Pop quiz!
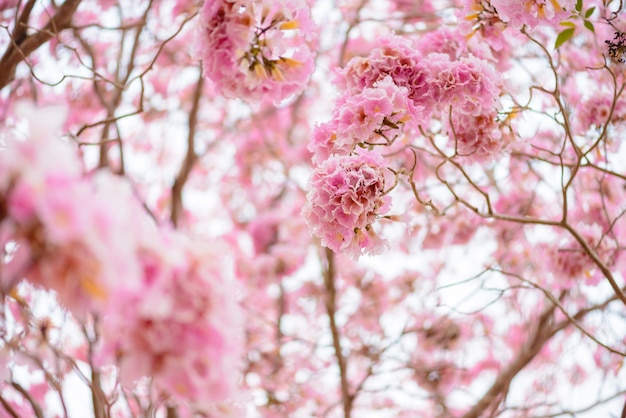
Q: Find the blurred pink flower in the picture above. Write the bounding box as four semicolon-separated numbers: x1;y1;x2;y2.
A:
198;0;315;104
491;0;575;30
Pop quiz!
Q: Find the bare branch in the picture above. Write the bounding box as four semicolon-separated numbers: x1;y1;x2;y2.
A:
322;247;353;418
0;0;83;89
171;68;204;228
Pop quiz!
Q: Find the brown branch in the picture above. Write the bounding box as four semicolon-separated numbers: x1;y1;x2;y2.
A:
166;406;179;418
541;389;626;417
11;381;44;418
463;277;625;418
0;0;82;89
421;129;626;307
12;0;37;45
494;268;626;356
337;0;370;67
322;247;353;418
462;303;558;418
0;393;21;418
97;0;152;171
81;322;107;418
170;69;204;227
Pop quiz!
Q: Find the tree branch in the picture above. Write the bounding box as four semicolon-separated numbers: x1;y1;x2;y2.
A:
322;247;353;418
171;68;204;227
0;0;82;89
462;303;558;418
11;381;44;418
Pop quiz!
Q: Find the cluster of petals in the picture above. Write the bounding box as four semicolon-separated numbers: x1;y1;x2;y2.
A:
547;223;618;287
335;36;435;112
334;35;504;162
574;92;626;134
457;2;510;53
429;53;505;161
0;115;242;407
491;0;575;30
309;76;418;164
198;0;315;104
336;35;502;119
428;53;502;117
306;35;505;256
0;130;138;315
303;150;390;258
445;111;508;161
100;231;242;409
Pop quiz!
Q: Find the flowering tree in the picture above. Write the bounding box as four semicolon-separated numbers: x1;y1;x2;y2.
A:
1;0;626;417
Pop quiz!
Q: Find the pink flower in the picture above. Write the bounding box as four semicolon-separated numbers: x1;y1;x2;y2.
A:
100;231;243;409
445;111;508;162
310;77;420;164
198;0;315;104
429;53;501;116
415;27;466;60
336;36;501;121
336;36;436;112
574;92;626;135
5;173;148;315
548;223;617;286
491;0;575;30
303;150;390;258
309;121;341;165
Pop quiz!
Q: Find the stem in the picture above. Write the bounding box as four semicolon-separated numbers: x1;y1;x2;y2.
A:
11;382;44;418
0;393;20;418
322;248;352;418
171;68;204;227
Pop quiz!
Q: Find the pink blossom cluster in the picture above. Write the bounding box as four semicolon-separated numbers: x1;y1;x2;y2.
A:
312;35;503;164
491;0;575;30
0;131;137;315
303;150;390;258
100;231;242;410
310;76;418;164
574;92;626;134
428;53;505;161
427;53;502;117
305;35;506;256
336;36;501;117
445;111;508;161
456;2;510;54
198;0;315;104
547;223;618;287
336;36;434;112
0;118;242;407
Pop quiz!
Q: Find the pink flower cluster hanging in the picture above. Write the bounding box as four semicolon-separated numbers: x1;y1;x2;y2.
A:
0;117;242;410
305;34;507;257
198;0;315;104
